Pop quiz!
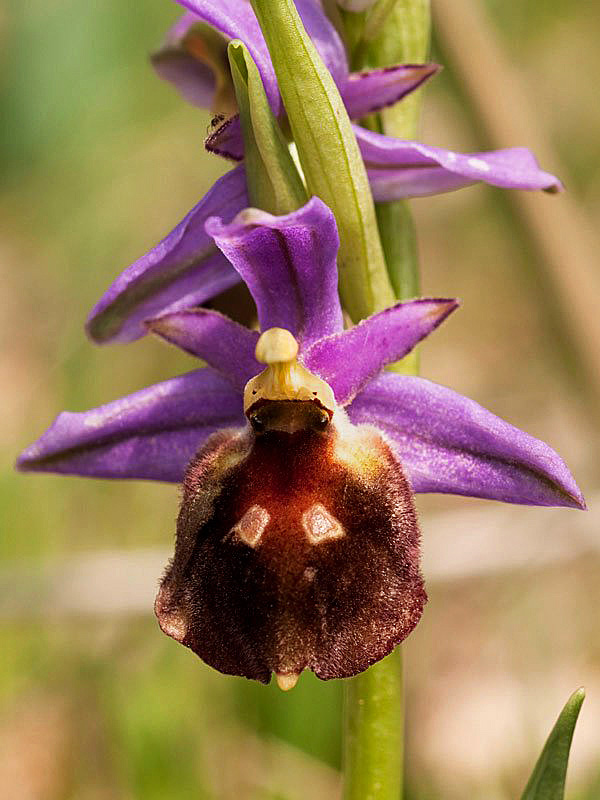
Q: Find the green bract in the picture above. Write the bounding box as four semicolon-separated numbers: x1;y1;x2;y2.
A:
228;40;307;215
249;0;395;321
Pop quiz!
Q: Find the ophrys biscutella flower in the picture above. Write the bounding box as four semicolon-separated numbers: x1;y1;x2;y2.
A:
86;0;562;346
18;198;584;687
155;0;562;197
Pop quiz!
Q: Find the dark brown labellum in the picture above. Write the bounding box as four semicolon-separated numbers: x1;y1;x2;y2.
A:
155;400;426;684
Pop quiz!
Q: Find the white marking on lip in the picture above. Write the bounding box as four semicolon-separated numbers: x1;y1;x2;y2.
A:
231;505;270;547
302;503;345;544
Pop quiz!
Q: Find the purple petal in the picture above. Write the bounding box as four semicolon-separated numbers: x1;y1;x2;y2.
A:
206;114;244;162
153;51;216;109
16;370;245;483
148;309;260;392
341;63;440;120
152;13;219;109
86;166;248;344
171;1;347;112
205;197;344;348
354;126;563;200
348;373;585;509
303;298;458;406
171;1;280;111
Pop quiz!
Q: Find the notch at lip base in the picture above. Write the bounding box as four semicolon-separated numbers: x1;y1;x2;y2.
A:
246;398;333;435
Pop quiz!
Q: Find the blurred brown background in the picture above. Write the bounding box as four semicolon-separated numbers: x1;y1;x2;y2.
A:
1;0;599;798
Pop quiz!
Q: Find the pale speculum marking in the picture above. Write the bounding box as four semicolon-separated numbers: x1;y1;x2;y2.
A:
231;505;270;547
302;503;345;544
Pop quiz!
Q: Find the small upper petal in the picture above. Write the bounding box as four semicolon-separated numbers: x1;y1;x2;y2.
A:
354;126;563;200
348;373;585;509
205;196;344;348
303;298;458;406
206;114;245;161
16;369;245;483
86;166;248;344
341;63;440;120
147;309;260;392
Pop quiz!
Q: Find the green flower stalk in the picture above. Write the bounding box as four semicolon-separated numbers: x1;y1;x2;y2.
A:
340;2;432;796
17;1;587;798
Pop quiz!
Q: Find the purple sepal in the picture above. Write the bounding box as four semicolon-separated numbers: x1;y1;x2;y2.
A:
169;1;280;112
304;299;458;406
348;373;585;509
16;369;245;483
148;309;260;393
172;0;347;113
152;49;216;110
355;126;563;200
86;166;248;344
206;197;344;348
341;63;440;120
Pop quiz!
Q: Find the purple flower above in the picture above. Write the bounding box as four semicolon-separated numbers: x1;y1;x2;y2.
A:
86;0;561;346
154;1;433;122
157;0;561;199
18;197;584;685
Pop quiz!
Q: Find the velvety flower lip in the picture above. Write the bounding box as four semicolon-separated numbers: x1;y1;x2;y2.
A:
19;196;584;511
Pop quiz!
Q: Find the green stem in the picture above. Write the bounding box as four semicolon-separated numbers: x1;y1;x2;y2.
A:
343;649;404;800
342;3;431;798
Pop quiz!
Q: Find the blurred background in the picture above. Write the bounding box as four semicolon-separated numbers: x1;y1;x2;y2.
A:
1;0;599;798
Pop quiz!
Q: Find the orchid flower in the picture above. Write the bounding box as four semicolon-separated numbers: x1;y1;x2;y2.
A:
85;0;562;346
18;198;584;687
155;0;562;198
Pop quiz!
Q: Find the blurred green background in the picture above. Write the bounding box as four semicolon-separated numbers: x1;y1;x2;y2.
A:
1;1;599;798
